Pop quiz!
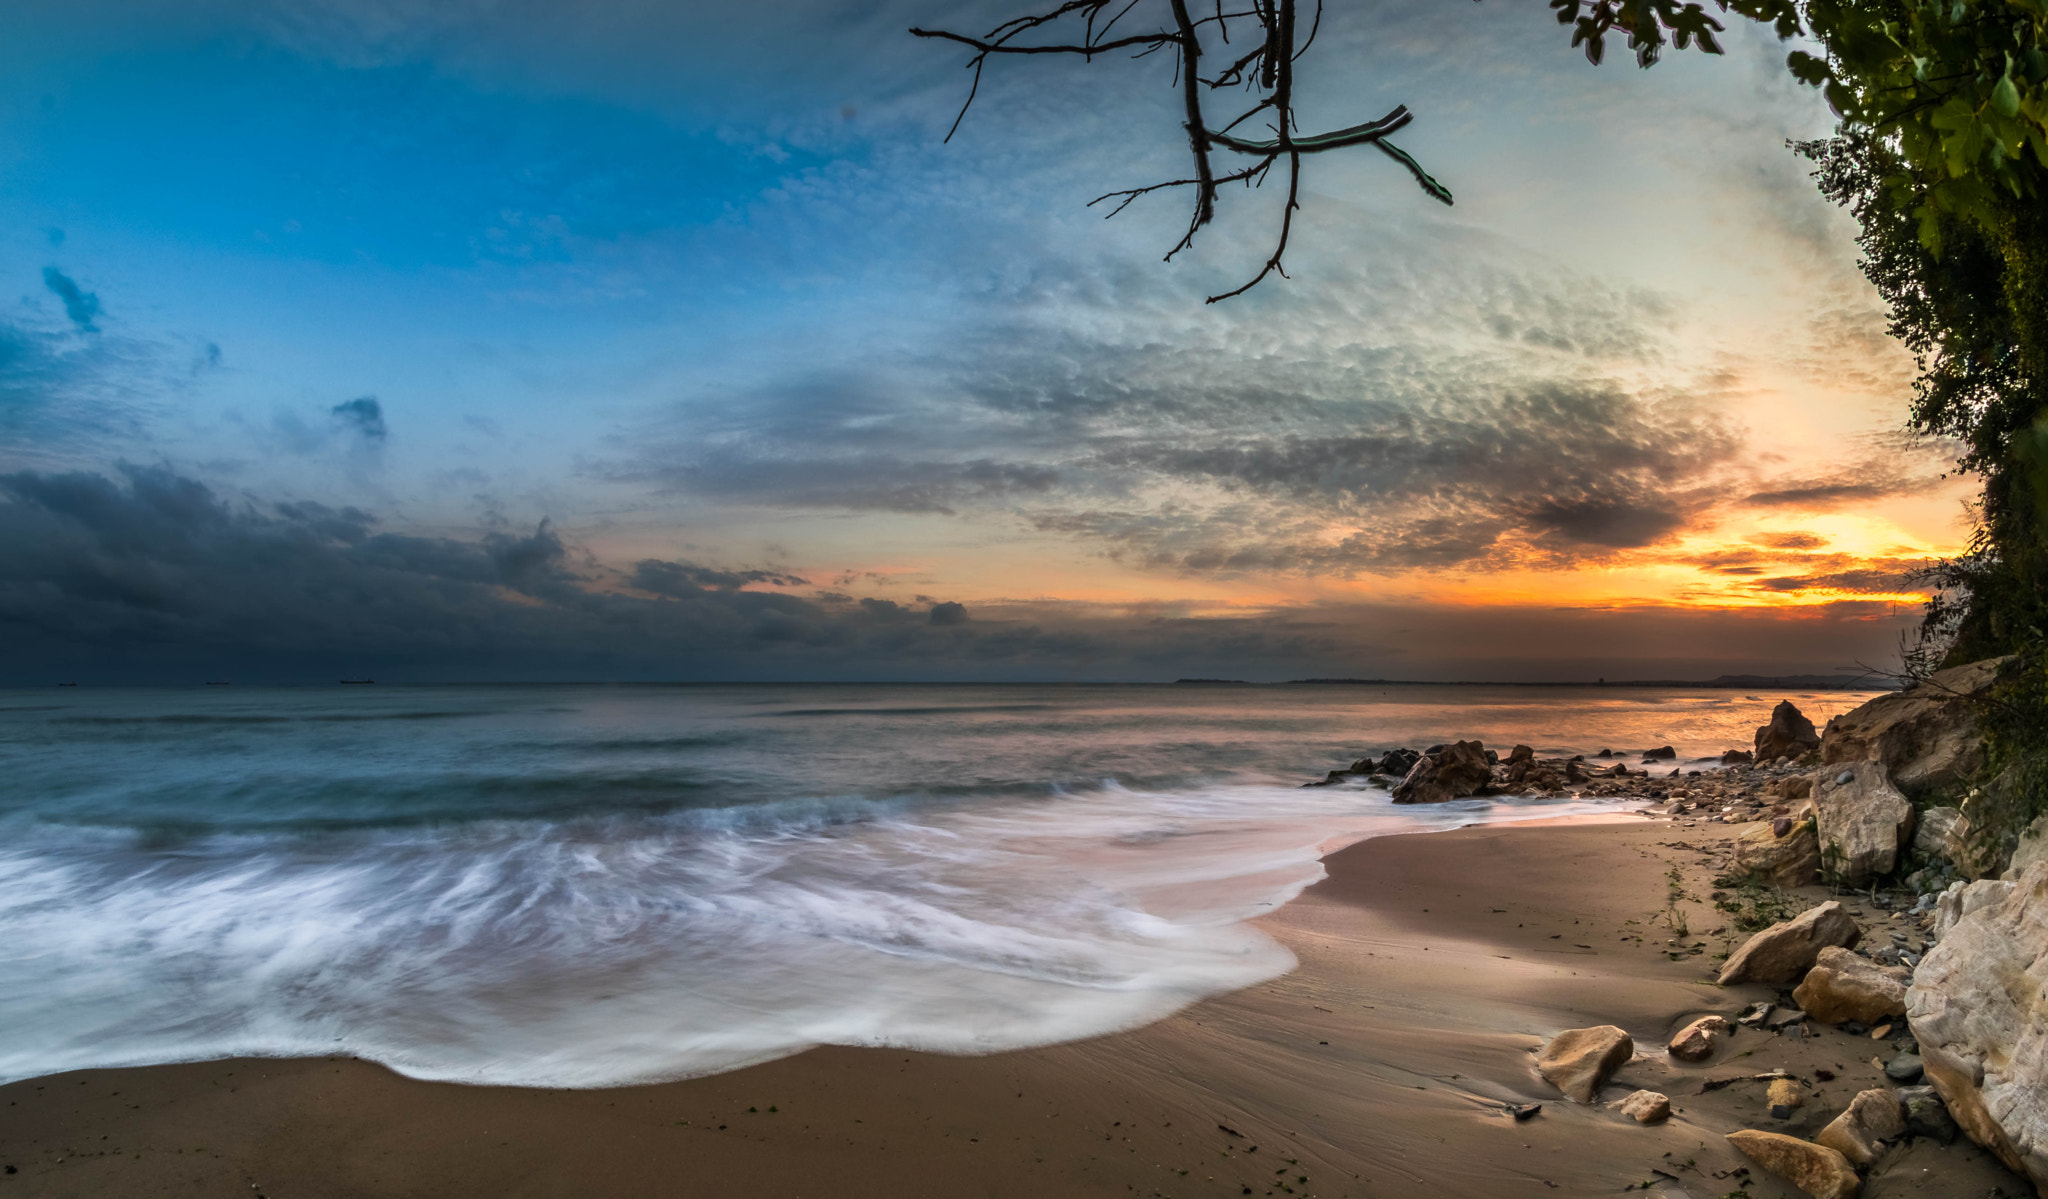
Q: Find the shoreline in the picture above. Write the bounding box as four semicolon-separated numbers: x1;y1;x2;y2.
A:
0;814;2024;1197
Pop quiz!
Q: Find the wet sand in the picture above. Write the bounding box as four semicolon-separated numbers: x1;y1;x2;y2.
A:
0;815;2023;1198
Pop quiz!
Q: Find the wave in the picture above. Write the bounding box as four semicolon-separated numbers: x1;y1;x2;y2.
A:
0;773;1623;1089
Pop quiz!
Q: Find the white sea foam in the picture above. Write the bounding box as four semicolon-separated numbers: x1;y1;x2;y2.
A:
0;780;1618;1088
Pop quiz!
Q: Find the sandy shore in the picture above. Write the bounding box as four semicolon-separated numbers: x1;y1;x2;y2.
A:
0;814;2026;1198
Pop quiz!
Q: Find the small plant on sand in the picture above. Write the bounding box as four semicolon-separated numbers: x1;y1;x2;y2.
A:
1659;864;1696;937
1709;878;1793;933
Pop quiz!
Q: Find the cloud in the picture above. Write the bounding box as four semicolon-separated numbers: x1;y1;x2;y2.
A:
631;559;809;594
329;396;388;441
41;268;101;332
0;465;1922;683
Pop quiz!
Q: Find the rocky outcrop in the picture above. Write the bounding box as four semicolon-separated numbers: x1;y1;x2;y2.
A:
1756;700;1822;765
1391;740;1492;804
1733;813;1821;888
1612;1089;1670;1123
1792;947;1907;1025
1816;1089;1906;1170
1718;900;1861;986
1820;657;2004;797
1726;1130;1861;1199
1537;1025;1633;1103
1813;762;1915;885
1907;858;2048;1193
1667;1014;1729;1061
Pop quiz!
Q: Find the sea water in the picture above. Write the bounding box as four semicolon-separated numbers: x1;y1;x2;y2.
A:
0;682;1879;1087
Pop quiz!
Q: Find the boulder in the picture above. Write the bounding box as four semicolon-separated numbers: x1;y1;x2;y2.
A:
1726;1130;1861;1199
1756;700;1822;765
1391;739;1492;804
1507;743;1534;765
1792;946;1908;1025
1723;748;1756;764
2005;813;2048;880
1914;806;1963;860
1536;1025;1633;1103
1770;774;1816;800
1643;745;1677;760
1612;1089;1670;1123
1769;1077;1808;1119
1733;815;1821;888
1907;858;2048;1193
1820;657;2004;797
1667;1014;1730;1062
1932;876;2014;937
1816;1088;1906;1169
1813;762;1915;885
1718;900;1862;986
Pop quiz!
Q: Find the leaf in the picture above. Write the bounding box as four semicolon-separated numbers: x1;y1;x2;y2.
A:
1993;73;2021;119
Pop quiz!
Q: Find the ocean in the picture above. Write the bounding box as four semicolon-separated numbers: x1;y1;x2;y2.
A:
0;682;1879;1088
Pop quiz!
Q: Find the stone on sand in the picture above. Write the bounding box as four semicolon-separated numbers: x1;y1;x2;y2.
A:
1536;1025;1633;1103
1769;1077;1807;1120
1896;1085;1959;1143
1792;946;1908;1025
1611;1090;1670;1123
1816;1088;1905;1169
1726;1130;1861;1199
1717;900;1861;986
1667;1015;1730;1062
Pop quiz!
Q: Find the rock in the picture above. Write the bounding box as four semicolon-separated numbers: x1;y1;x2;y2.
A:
1813;761;1915;885
1793;946;1909;1025
1770;774;1816;800
1816;1088;1906;1169
1932;876;2014;936
1507;743;1534;765
1725;1130;1861;1199
1734;815;1822;888
1756;700;1822;765
1612;1089;1671;1123
1510;1102;1542;1121
1668;1015;1730;1061
1723;749;1755;765
1819;657;2005;797
1391;739;1493;804
1896;1085;1959;1143
2005;813;2048;880
1536;1025;1633;1103
1914;806;1963;861
1644;745;1677;760
1883;1053;1924;1084
1737;1001;1775;1027
1718;900;1862;986
1769;1077;1808;1119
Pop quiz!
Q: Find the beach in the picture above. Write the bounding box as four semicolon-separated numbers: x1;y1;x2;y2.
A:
2;812;2022;1198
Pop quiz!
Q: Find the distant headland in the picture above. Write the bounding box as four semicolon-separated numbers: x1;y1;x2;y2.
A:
1175;674;1898;690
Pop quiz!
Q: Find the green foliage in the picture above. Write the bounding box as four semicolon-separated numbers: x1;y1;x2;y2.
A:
1560;0;2048;246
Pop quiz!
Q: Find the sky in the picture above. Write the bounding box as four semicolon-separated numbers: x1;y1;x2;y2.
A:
0;0;1972;683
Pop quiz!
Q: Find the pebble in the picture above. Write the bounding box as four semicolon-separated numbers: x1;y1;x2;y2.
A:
1884;1053;1924;1084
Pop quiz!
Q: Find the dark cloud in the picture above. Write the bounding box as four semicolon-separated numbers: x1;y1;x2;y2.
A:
0;465;1921;684
631;559;809;594
41;268;101;332
330;396;388;441
1748;531;1829;549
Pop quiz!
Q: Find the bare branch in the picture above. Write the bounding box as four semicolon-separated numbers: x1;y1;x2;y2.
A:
911;0;1456;300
